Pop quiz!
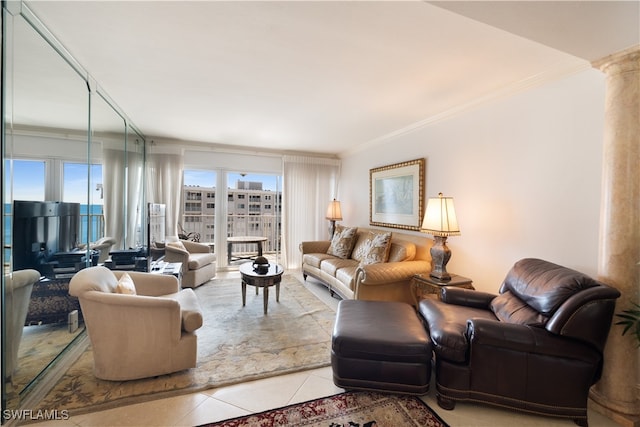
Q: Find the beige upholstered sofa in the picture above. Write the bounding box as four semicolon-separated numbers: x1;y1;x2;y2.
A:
69;266;203;381
301;226;431;305
164;240;216;288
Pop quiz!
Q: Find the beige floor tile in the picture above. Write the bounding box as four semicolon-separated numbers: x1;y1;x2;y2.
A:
72;393;209;427
175;396;251;427
289;373;344;405
209;371;311;413
306;365;335;381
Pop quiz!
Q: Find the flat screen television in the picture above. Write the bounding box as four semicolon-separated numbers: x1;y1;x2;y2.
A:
12;200;81;276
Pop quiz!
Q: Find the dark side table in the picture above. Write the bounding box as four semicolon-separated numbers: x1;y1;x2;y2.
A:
412;273;474;301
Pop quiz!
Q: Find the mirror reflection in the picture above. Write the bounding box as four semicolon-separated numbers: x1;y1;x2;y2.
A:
3;3;146;410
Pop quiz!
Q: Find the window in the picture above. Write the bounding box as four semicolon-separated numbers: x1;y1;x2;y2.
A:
63;162;104;243
7;159;46;201
183;170;216;243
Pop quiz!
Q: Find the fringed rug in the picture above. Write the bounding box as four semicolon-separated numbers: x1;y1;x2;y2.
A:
199;391;449;427
35;274;336;415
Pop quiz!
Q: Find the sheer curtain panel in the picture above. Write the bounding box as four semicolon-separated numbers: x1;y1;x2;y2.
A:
146;149;184;239
282;155;341;269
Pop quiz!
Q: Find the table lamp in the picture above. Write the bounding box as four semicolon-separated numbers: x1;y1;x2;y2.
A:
421;193;460;281
326;199;343;239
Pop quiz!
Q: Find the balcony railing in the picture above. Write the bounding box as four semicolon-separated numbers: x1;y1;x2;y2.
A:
182;213;281;256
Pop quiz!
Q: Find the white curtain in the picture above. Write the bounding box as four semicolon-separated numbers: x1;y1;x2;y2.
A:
102;147;126;250
102;145;145;250
282;155;341;269
146;150;184;239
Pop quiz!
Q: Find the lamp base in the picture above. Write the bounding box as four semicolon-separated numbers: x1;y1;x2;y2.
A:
429;236;452;281
328;220;337;239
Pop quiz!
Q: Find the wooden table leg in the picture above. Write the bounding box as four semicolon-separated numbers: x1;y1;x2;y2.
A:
257;241;263;257
263;285;269;314
241;280;247;307
276;282;280;302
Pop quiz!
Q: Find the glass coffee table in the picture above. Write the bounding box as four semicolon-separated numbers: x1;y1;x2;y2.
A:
238;263;283;314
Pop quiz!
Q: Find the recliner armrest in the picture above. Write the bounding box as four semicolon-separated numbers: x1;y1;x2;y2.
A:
441;287;496;308
467;318;598;360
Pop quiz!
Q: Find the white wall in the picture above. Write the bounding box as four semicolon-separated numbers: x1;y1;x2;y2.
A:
340;69;606;292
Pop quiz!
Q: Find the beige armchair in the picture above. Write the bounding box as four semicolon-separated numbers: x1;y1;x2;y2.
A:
69;266;203;381
164;240;216;288
90;236;116;264
4;269;41;380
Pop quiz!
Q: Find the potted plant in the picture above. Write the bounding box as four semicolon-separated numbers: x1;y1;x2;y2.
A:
616;301;640;347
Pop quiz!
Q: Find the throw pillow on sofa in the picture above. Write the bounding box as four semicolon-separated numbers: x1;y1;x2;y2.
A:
327;225;358;259
360;232;392;265
115;272;136;295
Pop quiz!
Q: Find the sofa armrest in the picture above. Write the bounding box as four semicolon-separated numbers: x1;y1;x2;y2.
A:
441;287;496;309
164;245;190;265
300;240;331;255
356;260;430;285
182;240;211;254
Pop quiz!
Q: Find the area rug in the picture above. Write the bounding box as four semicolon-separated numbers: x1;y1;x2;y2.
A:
34;274;336;415
199;391;449;427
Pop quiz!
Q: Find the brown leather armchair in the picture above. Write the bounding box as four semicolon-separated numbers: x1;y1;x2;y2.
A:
418;258;620;427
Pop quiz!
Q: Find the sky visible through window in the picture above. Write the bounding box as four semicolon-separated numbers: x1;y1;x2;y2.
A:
7;161;280;205
184;170;280;192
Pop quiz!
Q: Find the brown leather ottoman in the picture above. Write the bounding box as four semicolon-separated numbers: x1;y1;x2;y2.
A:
331;299;432;394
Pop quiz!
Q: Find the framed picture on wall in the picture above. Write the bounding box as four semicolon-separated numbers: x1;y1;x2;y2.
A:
369;158;425;231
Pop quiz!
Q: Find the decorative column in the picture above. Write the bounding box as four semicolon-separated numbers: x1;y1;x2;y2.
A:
591;46;640;427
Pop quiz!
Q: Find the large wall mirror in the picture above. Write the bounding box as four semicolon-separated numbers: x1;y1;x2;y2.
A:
2;2;147;413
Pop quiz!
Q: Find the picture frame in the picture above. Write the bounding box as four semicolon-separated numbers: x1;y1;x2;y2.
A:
369;158;425;231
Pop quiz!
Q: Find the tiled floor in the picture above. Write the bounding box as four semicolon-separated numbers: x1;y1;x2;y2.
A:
25;365;620;427
25;270;621;427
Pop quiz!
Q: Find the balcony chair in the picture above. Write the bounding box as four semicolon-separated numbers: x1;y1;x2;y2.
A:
418;258;620;426
69;266;203;381
4;269;41;381
164;239;216;288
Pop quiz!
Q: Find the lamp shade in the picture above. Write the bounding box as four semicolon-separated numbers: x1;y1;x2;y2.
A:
326;199;343;221
421;193;460;237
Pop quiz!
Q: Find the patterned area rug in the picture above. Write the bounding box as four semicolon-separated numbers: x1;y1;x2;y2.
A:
200;391;449;427
35;274;336;415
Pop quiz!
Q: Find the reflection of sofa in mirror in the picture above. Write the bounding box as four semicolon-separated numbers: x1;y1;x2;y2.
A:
164;240;216;288
69;266;203;380
4;269;41;380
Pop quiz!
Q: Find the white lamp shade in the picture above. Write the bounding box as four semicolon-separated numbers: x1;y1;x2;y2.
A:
421;194;460;237
326;200;343;221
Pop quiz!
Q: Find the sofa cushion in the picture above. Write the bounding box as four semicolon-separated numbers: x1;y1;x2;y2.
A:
303;253;334;269
327;225;358;259
335;266;358;291
500;258;600;316
321;258;359;277
360;232;392;265
387;240;416;262
490;291;549;326
351;232;374;262
115;272;136;295
187;252;217;270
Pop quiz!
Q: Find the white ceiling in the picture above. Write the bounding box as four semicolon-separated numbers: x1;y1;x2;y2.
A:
18;1;640;156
